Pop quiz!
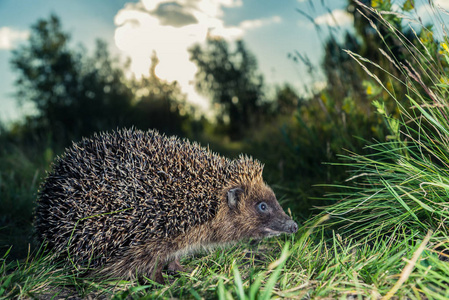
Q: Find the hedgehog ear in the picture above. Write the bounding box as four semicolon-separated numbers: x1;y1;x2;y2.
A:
227;188;243;209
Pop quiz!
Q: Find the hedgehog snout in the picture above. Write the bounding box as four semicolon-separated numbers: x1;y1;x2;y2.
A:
263;215;298;235
285;220;298;234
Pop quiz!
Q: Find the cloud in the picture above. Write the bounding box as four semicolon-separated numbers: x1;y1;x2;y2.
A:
314;9;354;27
0;27;29;50
434;0;449;10
240;15;281;30
411;0;449;35
153;2;198;27
416;0;449;19
114;0;277;108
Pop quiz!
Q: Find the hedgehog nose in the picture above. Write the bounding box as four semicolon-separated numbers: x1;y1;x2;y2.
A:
286;220;298;234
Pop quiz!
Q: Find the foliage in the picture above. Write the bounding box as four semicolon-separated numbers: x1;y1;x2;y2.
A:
0;126;53;260
315;1;449;241
189;38;269;140
2;216;449;299
10;15;193;146
243;0;429;211
129;52;196;137
11;16;132;143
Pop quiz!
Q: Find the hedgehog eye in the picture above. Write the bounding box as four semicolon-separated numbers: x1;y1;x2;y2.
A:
257;202;268;213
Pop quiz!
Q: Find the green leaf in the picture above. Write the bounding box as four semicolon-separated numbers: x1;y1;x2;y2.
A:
189;288;202;300
217;278;227;300
0;275;13;296
408;96;449;138
260;242;290;300
382;179;422;225
233;264;246;300
402;0;415;11
248;272;265;300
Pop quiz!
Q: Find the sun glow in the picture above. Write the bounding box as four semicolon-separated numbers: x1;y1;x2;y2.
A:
114;0;282;109
114;0;244;108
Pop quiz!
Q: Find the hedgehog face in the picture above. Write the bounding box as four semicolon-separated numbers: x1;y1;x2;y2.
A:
226;184;298;239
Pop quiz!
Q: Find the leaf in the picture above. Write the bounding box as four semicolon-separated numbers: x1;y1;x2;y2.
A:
408;96;449;138
260;242;290;300
233;264;246;300
372;0;384;8
248;272;265;300
217;279;226;300
402;0;415;12
0;275;13;296
382;179;422;225
189;288;202;300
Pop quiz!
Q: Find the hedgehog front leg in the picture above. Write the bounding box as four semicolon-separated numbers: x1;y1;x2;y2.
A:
100;243;171;284
140;249;170;284
142;241;181;284
125;255;166;284
167;258;186;272
151;260;165;284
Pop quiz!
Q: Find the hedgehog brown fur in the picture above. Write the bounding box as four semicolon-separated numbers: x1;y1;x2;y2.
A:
35;128;298;283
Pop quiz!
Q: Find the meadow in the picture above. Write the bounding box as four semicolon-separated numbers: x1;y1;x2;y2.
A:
2;1;449;298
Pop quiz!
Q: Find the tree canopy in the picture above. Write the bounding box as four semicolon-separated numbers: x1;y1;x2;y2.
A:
10;15;192;144
189;38;269;139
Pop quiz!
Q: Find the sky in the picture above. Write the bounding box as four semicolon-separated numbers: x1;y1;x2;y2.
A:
0;0;447;124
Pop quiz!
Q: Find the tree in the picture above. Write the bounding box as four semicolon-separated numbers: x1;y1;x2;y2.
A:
265;0;426;204
130;52;194;136
189;38;267;139
10;15;200;145
274;84;302;115
11;15;134;143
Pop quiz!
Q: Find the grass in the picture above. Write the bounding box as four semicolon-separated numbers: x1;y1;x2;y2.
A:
314;1;449;239
3;1;449;299
1;218;448;299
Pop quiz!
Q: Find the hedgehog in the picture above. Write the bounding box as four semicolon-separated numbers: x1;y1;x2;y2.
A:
35;128;298;283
